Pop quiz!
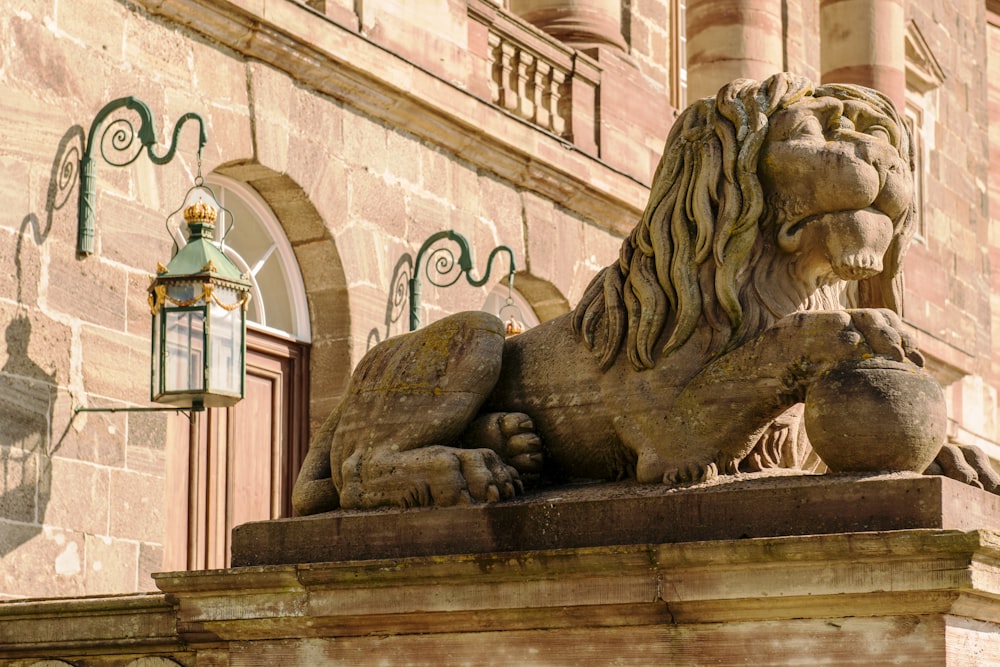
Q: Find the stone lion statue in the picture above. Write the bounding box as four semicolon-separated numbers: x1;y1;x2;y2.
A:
293;73;999;514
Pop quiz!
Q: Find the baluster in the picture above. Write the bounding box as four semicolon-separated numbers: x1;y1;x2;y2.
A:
533;60;551;129
499;40;518;111
515;50;535;119
487;32;502;105
548;68;567;136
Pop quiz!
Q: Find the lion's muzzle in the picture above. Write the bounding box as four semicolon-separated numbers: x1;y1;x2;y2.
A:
817;208;894;281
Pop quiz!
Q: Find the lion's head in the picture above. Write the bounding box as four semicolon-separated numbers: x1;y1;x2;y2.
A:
572;73;915;371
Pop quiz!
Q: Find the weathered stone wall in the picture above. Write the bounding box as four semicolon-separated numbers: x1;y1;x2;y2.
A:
0;0;185;598
986;4;1000;452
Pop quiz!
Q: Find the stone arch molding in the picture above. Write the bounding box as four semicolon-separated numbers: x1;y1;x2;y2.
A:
480;271;571;329
213;160;352;408
511;271;571;323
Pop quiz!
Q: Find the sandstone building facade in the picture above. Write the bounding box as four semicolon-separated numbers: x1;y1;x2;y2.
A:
0;0;999;600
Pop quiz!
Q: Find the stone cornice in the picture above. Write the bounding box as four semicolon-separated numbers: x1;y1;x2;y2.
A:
133;0;649;236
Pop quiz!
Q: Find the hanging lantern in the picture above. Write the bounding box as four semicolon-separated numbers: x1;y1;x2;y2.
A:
148;185;251;410
504;314;525;337
499;277;526;338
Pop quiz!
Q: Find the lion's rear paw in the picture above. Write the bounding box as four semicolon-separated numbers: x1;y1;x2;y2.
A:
340;445;523;509
456;448;523;503
663;460;719;487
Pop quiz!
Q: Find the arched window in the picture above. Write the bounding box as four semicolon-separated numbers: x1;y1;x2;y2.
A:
171;175;311;341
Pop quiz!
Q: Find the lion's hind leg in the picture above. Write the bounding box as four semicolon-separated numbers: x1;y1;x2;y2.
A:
331;312;517;510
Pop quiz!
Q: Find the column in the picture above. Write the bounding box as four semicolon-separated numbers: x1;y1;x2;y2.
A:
820;0;905;110
686;0;784;101
509;0;627;51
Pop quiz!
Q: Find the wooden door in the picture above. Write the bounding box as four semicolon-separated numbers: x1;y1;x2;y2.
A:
165;328;309;570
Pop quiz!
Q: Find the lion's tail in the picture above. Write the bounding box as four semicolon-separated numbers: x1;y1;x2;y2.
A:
290;400;345;515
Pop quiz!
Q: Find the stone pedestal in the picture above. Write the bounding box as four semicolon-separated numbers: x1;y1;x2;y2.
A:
3;474;1000;665
231;472;1000;564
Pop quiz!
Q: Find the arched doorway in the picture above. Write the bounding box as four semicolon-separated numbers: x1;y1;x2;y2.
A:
164;175;312;571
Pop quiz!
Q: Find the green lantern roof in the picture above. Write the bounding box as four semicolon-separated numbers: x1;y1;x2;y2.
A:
155;197;250;290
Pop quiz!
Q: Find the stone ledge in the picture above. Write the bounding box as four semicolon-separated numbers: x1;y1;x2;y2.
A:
0;593;180;657
231;472;1000;566
133;0;650;236
154;528;1000;649
4;526;1000;664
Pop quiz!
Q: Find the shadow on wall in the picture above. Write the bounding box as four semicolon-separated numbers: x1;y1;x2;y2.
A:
0;317;57;556
366;253;413;351
0;125;82;557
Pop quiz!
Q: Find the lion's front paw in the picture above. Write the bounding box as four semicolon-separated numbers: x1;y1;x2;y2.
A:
927;443;1000;494
773;309;924;371
662;460;719;487
847;308;924;366
462;411;544;482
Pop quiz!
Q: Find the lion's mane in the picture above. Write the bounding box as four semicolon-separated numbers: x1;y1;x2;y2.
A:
572;73;914;371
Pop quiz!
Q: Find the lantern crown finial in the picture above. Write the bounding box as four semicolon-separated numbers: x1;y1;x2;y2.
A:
146;184;251;410
183;197;218;225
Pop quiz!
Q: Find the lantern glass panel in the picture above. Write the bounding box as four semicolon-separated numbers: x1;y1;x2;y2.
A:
208;286;243;395
151;308;161;398
165;308;205;392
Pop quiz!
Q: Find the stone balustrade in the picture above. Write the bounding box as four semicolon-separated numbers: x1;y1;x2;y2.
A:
468;0;603;155
489;30;569;136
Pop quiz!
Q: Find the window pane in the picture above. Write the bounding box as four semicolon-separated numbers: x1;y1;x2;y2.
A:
165;310;204;392
151;310;161;397
206;176;311;341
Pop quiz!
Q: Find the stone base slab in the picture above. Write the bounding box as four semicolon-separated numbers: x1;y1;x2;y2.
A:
232;472;1000;565
4;475;1000;665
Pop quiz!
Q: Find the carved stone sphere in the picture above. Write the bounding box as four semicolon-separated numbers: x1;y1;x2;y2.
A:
804;360;946;474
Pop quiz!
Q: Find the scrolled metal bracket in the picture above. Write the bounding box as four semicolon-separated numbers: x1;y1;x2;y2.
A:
408;230;516;331
76;96;208;256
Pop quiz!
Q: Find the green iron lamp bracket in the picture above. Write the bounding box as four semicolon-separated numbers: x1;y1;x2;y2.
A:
74;403;205;421
73;97;214;418
76;96;208;256
409;230;516;331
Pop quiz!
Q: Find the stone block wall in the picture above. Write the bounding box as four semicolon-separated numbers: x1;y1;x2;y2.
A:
987;3;1000;448
903;1;998;460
